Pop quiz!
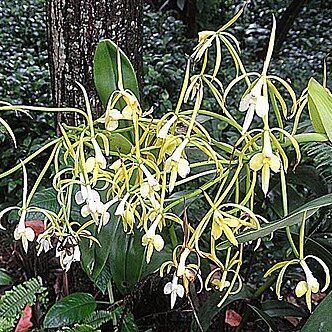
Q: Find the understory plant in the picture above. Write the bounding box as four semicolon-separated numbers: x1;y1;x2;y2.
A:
1;5;332;329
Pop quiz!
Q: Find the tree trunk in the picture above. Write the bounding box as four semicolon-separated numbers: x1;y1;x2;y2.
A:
47;0;143;126
274;0;308;55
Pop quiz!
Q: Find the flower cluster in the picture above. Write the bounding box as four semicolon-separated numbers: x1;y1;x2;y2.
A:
0;6;329;314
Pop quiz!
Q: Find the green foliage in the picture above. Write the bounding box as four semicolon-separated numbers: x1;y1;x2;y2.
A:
0;276;45;318
308;78;332;141
83;310;113;329
301;290;332;331
0;317;16;332
217;194;332;250
0;0;54;213
143;8;191;115
0;0;50;105
303;142;332;184
43;293;97;329
94;40;140;107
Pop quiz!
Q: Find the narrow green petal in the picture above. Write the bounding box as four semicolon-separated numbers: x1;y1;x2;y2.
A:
222;224;238;247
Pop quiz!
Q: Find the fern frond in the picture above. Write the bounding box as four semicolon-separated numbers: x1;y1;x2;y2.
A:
303;142;332;184
59;324;99;332
0;276;45;318
83;310;113;328
0;316;16;332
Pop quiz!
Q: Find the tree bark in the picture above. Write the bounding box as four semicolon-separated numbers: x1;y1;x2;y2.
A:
274;0;308;55
47;0;143;126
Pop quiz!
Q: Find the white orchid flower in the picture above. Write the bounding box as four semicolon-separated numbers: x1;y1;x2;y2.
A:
165;139;190;193
86;138;107;173
177;248;191;277
109;159;122;171
142;215;164;263
105;108;123;131
14;209;35;253
0;164;35;253
115;192;130;216
140;164;160;190
140;164;160;207
164;273;185;309
265;254;330;312
295;258;329;312
75;175;101;215
121;90;140;118
239;79;269;134
56;236;81;272
36;230;53;256
157;115;177;139
249;132;281;195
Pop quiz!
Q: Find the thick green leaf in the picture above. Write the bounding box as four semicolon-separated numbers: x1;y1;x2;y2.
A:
8;187;60;221
94;39;139;107
301;290;332;332
248;304;278;332
191;285;253;332
80;203;119;283
216;193;332;250
262;300;306;318
43;292;97;329
308;78;332;141
107;132;133;154
0;269;12;286
92;263;112;294
107;217;145;295
141;244;172;279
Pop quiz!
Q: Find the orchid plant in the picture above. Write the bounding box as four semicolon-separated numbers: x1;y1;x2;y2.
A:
0;6;331;315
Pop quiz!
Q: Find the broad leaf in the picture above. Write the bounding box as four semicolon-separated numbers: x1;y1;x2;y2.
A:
248;304;277;332
301;290;332;332
92;263;112;294
262;300;306;318
216;193;332;250
80;203;119;283
107;217;146;295
43;292;96;329
107;132;133;155
308;78;332;142
8;187;60;221
94;39;139;108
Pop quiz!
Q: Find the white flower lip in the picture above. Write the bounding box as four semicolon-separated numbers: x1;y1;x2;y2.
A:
164;274;185;309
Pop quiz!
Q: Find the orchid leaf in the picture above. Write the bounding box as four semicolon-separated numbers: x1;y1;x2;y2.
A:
216;193;332;250
308;78;332;141
94;39;139;107
301;290;332;331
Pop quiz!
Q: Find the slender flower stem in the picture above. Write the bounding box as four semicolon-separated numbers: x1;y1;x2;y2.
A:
280;166;299;257
299;211;307;260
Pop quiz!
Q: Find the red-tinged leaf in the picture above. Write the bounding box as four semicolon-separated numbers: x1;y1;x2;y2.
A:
225;309;242;327
15;304;33;332
25;220;45;236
